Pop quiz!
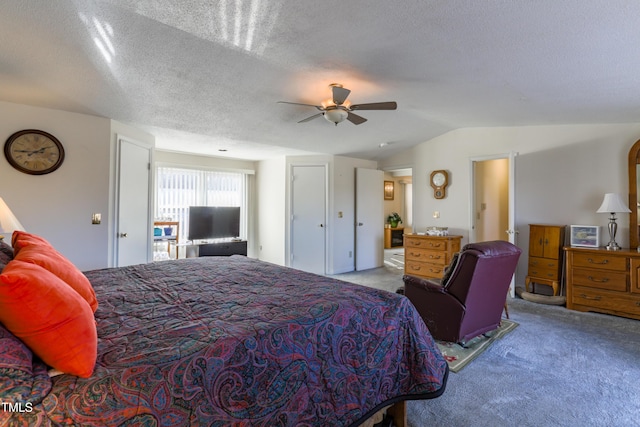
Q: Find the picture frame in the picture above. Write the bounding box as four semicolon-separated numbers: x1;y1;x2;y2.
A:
384;180;394;200
570;225;600;248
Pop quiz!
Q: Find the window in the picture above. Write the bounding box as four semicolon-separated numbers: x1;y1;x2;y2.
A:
156;166;248;241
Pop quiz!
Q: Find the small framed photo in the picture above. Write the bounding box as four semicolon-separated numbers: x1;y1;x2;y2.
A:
384;181;394;200
570;225;600;248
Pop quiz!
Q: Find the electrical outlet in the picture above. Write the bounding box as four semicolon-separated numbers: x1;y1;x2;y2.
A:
92;213;101;224
433;211;440;218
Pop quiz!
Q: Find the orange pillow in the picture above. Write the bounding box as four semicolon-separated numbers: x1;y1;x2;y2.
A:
0;260;97;378
11;231;52;255
11;232;98;312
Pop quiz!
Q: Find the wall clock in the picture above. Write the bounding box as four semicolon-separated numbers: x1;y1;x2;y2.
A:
4;129;65;175
430;170;449;199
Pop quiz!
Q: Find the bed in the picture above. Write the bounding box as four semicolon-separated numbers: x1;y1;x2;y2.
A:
0;233;448;426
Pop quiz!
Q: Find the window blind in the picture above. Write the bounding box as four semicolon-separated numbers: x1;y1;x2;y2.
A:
156;167;247;241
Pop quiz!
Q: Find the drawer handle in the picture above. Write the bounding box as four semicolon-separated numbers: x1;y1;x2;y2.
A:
579;294;602;301
429;255;441;259
410;265;421;270
587;276;609;283
587;258;609;265
429;243;442;248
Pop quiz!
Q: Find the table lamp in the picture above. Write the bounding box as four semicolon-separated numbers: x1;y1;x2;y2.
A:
0;197;25;243
597;193;631;251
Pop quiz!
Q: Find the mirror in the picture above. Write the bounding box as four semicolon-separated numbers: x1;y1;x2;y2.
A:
628;139;640;248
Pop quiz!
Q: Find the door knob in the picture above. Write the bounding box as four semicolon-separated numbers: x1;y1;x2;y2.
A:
319;224;324;227
358;222;364;226
119;232;128;238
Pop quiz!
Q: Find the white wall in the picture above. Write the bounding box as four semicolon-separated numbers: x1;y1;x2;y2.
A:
256;155;377;274
380;123;640;286
0;101;156;270
0;101;113;270
256;157;287;265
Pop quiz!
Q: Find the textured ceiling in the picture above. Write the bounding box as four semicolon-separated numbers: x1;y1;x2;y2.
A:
2;1;640;161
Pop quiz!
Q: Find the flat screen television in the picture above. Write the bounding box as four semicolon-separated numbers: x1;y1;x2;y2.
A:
188;206;241;240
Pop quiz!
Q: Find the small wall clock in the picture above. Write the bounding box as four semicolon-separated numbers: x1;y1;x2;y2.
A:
4;129;65;175
430;170;449;199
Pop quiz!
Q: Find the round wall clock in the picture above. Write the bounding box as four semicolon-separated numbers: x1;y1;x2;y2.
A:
430;169;449;199
4;129;65;175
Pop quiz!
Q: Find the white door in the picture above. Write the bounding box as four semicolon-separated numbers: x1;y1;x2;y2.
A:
291;165;326;274
116;137;152;267
355;168;384;270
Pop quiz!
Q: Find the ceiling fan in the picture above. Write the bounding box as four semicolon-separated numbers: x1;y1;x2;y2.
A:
278;83;397;126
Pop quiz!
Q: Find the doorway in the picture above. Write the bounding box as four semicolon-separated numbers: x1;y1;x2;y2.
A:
470;153;516;245
382;167;413;270
470;152;517;296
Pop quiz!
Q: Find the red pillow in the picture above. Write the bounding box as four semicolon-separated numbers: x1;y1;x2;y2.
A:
11;231;98;312
0;260;97;378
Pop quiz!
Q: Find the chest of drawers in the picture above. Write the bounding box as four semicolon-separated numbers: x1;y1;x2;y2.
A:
404;234;462;280
565;247;640;321
525;224;566;296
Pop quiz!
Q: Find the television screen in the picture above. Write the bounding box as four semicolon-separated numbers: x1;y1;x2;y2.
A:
188;206;240;240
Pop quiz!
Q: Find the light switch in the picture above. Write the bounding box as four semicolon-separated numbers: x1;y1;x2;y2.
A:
92;213;101;224
433;211;440;218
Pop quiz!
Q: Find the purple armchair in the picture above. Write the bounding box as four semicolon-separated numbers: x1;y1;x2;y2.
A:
403;240;521;344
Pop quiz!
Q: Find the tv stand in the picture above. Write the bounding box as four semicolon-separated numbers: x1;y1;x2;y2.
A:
189;240;247;257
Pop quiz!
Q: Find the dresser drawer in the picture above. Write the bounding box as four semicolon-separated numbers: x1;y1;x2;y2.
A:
571;268;627;292
405;248;448;266
405;237;450;252
571;252;627;271
528;256;558;270
572;286;640;316
405;260;445;278
527;266;559;281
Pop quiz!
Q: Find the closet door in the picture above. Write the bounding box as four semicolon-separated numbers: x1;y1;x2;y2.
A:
115;137;152;267
290;165;327;275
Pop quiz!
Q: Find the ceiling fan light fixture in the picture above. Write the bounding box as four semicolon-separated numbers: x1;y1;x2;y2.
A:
323;108;348;125
321;99;336;108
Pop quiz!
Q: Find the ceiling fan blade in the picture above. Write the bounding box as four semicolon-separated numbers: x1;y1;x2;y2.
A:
347;112;367;125
332;86;351;105
350;101;397;111
298;113;324;123
278;101;323;111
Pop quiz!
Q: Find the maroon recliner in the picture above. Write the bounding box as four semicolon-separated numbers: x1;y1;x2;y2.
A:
403;240;521;344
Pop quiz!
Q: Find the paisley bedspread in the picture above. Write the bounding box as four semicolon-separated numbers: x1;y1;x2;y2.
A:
4;256;447;426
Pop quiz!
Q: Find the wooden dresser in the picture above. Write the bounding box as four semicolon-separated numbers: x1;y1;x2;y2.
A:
565;246;640;321
404;234;462;280
525;224;566;296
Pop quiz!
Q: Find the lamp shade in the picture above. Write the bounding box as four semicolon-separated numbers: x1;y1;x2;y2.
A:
596;193;631;214
0;197;25;237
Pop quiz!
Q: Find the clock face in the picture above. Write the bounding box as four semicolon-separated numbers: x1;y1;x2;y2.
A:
4;130;65;175
432;172;446;187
